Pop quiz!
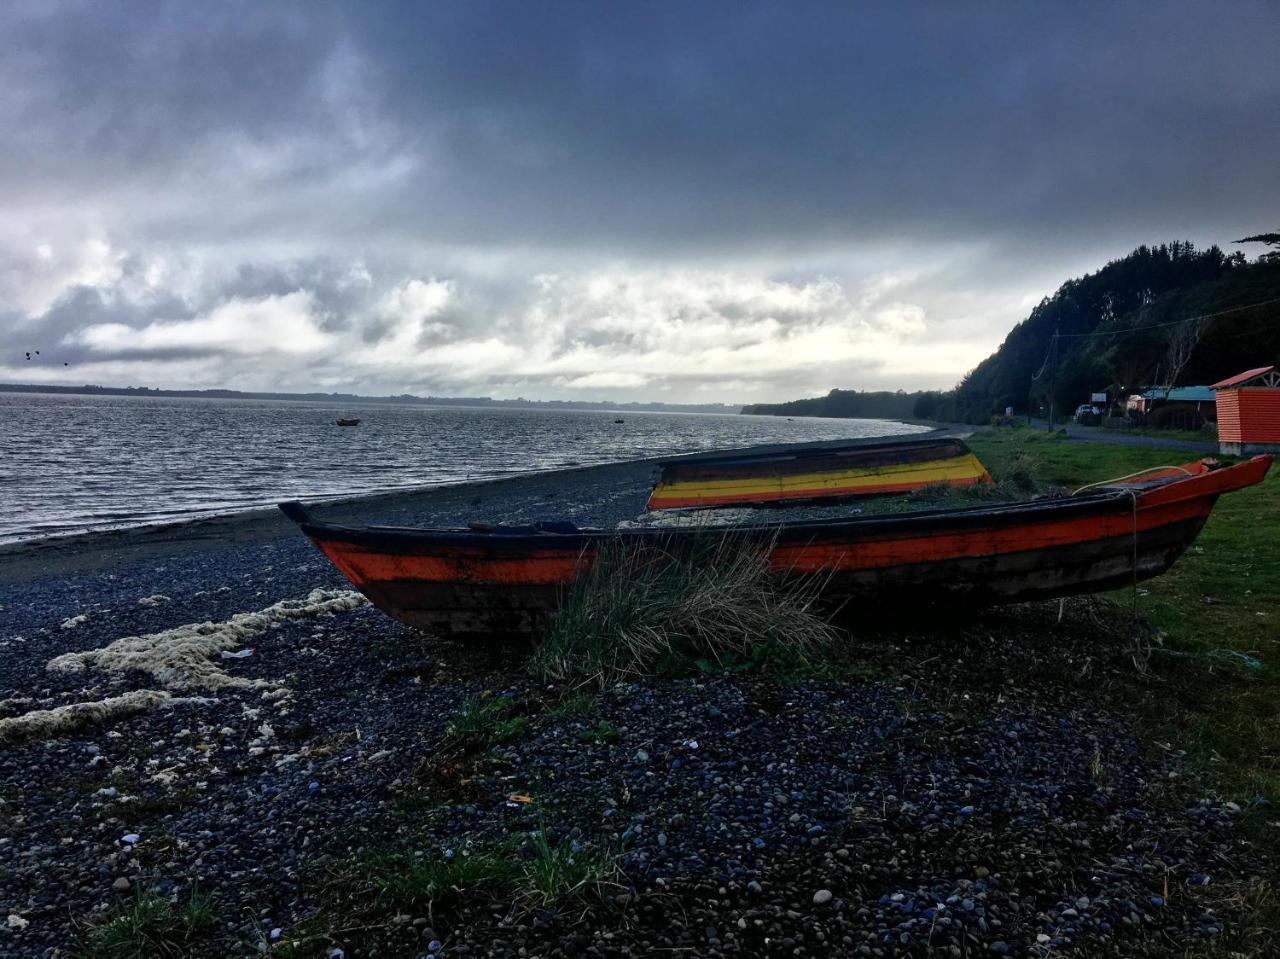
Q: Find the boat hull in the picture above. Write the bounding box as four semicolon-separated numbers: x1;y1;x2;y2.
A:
281;455;1270;640
647;436;991;510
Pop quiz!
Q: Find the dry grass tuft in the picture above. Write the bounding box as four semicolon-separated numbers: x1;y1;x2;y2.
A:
532;534;840;688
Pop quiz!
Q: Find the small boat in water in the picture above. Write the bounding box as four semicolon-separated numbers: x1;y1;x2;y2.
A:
280;455;1270;641
647;435;990;510
335;418;361;427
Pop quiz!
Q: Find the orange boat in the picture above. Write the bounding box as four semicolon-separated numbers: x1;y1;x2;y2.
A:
280;455;1270;641
646;436;990;510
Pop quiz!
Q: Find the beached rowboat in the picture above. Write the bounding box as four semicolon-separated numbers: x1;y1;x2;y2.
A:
280;455;1270;641
646;436;990;510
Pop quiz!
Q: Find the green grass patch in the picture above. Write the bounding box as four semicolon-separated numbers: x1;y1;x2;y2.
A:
547;690;597;719
361;829;616;911
446;698;529;747
365;845;523;910
521;827;615;903
577;719;621;744
968;425;1200;490
78;890;218;959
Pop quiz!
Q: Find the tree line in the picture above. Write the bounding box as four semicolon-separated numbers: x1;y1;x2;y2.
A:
742;388;925;420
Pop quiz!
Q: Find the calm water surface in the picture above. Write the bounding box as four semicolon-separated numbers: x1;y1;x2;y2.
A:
1;393;926;543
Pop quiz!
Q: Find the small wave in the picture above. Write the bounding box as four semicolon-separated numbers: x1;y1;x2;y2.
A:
1;395;926;543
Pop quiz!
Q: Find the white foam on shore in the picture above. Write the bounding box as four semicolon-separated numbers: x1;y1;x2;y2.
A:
1;589;367;746
0;690;211;745
46;588;367;692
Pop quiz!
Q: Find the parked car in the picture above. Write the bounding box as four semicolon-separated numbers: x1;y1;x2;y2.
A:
1073;404;1104;424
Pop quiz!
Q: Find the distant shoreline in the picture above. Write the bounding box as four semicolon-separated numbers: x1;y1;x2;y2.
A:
0;382;741;416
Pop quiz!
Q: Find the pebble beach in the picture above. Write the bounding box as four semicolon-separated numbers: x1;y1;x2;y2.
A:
0;455;1271;957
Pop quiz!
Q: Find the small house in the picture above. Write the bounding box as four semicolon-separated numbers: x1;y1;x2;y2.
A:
1124;386;1215;421
1212;366;1280;455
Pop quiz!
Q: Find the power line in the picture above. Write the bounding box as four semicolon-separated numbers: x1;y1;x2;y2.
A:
1024;294;1279;409
1029;329;1056;381
1055;295;1280;339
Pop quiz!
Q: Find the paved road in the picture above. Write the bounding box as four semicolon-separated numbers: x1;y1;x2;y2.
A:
1026;419;1219;454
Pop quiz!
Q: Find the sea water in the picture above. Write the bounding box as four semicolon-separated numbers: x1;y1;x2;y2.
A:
0;392;926;543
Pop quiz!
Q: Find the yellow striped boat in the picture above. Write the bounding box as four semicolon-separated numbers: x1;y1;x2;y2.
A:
647;436;990;510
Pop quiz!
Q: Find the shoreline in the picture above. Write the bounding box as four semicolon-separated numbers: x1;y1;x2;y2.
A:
0;458;658;585
0;429;947;585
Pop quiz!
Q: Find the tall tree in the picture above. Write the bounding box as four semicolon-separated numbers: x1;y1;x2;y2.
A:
1236;233;1280;262
1163;314;1210;396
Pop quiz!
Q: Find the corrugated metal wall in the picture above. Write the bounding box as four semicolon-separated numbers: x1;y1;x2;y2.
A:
1217;392;1242;442
1241;389;1280;443
1217;388;1280;443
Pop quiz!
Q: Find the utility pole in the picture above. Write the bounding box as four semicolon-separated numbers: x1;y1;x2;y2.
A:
1046;328;1058;431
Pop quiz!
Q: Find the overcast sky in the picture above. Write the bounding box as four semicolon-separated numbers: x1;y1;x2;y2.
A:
3;1;1277;403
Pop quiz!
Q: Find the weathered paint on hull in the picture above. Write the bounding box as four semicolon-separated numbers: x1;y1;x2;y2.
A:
646;438;991;510
283;455;1270;641
649;452;991;508
322;515;1207;639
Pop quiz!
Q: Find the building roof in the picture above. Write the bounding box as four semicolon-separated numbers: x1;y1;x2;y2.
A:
1139;386;1215;403
1211;366;1277;389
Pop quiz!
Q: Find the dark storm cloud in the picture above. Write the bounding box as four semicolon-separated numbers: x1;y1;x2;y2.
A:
213;262;376;333
5;1;1277;249
35;284;190;356
1;1;1277;398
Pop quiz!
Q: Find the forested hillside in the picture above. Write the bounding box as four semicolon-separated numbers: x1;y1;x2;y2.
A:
942;242;1280;423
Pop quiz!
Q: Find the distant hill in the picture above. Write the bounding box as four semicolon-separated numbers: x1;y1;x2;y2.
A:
741;389;925;420
0;383;740;415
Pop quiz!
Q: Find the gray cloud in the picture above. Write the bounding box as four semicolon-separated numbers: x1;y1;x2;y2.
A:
1;1;1277;400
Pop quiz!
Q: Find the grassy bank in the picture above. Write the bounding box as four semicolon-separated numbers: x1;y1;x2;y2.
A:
968;426;1280;806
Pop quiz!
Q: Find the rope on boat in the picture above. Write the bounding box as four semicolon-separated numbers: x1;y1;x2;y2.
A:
1068;464;1202;619
1070;464;1196;496
1127;489;1140;618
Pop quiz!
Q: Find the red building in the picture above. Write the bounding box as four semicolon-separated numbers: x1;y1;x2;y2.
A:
1212;366;1280;455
